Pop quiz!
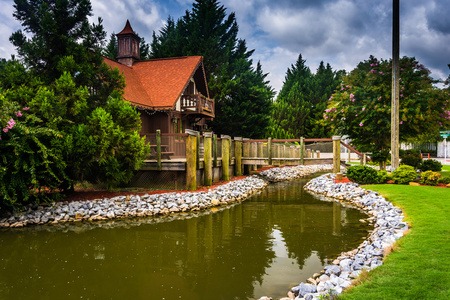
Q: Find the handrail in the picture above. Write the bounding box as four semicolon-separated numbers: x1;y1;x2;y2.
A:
180;93;215;115
143;133;188;137
242;138;333;143
340;141;364;158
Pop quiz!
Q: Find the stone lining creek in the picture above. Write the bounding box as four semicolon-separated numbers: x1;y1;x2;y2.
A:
256;172;409;300
0;164;391;300
0;165;333;229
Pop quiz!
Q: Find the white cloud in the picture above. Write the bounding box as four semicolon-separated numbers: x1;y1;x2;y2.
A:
0;0;20;59
1;0;448;92
90;0;165;41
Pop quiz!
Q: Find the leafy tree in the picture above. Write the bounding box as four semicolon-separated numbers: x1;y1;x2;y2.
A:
150;0;274;138
323;55;450;168
270;55;342;139
0;92;67;211
3;0;149;201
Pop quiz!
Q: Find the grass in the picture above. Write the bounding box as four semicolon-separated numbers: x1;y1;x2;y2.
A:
440;164;450;180
338;184;450;300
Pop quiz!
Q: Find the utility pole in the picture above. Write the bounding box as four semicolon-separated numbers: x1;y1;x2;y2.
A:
391;0;400;170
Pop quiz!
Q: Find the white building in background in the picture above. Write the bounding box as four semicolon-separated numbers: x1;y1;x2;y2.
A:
437;141;450;158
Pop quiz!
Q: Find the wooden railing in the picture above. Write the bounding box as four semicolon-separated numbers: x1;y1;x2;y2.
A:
180;93;215;116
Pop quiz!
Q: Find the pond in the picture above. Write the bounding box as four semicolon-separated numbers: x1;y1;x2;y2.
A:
0;176;371;299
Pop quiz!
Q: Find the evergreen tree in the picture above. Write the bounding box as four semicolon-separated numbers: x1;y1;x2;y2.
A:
103;32;118;60
270;55;341;139
150;0;273;138
139;35;150;59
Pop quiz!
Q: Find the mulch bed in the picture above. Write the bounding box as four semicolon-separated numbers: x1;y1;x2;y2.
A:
334;177;353;184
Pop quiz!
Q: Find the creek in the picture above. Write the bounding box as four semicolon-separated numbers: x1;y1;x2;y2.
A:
0;176;371;299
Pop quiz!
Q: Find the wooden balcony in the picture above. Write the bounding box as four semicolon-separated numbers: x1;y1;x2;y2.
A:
180;93;215;118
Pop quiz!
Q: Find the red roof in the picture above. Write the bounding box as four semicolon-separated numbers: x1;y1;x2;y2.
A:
117;20;136;35
104;56;205;110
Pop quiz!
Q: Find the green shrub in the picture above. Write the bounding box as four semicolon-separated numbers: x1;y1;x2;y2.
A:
377;170;392;184
419;159;442;172
400;153;422;168
438;176;450;184
392;165;417;184
346;165;379;184
0;96;67;211
420;171;441;186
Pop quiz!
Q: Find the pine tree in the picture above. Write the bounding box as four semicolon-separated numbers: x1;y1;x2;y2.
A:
150;0;273;138
139;35;150;59
103;33;118;60
270;55;341;139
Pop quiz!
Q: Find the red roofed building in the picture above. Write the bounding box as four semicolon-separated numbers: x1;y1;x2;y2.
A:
104;21;214;138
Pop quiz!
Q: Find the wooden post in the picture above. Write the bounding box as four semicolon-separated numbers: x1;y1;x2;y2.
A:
306;149;311;159
243;138;250;174
251;142;257;171
276;144;280;165
363;153;367;166
186;129;198;191
221;135;230;181
316;150;320;159
213;134;218;167
300;137;304;165
234;137;242;176
268;137;272;165
333;135;341;174
257;142;263;169
391;0;400;170
196;131;201;169
156;129;162;171
204;132;213;186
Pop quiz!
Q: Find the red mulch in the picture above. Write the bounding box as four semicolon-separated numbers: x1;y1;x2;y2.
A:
334;177;353;184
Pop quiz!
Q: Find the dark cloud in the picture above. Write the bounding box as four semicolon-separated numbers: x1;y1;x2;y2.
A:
1;0;449;92
426;4;450;34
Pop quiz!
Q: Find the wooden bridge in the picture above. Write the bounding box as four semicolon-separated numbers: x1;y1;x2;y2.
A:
136;130;367;191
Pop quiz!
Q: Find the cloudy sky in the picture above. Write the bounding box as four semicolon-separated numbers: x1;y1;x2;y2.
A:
1;0;449;94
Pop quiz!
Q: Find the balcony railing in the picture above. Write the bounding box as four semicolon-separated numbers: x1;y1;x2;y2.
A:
180;93;215;117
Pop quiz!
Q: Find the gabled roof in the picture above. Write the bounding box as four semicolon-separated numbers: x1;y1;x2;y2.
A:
104;56;208;110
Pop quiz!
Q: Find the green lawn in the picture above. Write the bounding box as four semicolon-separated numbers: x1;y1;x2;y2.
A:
440;164;450;180
339;184;450;300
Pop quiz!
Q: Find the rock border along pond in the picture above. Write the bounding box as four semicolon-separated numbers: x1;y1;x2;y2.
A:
257;168;408;300
0;164;407;300
0;165;331;229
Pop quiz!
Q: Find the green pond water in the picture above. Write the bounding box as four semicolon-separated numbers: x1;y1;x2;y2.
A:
0;177;371;300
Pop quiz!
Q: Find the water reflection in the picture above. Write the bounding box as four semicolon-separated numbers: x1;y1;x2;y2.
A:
0;178;371;299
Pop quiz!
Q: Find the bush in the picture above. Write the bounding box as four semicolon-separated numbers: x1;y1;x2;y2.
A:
346;165;379;184
400;153;422;168
420;171;441;186
438;176;450;184
419;159;442;172
392;165;417;184
0;96;67;211
377;170;392;184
